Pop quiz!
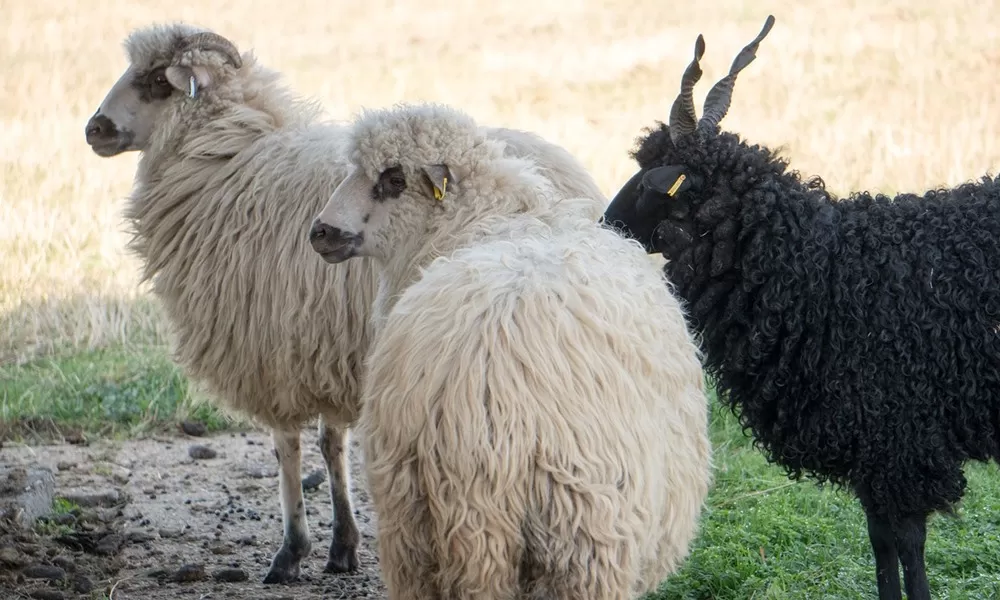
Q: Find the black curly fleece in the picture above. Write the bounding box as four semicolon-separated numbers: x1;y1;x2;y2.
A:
627;122;1000;520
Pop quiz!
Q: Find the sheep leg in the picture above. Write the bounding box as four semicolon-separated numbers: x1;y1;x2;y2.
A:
864;511;902;600
895;514;931;600
263;429;312;584
318;417;360;573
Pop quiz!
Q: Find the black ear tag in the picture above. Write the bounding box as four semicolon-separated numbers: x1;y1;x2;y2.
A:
643;165;692;197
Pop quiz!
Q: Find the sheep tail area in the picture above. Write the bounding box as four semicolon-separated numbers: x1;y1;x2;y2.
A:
359;235;706;600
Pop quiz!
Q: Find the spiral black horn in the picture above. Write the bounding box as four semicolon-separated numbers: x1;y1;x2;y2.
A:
668;35;707;145
698;15;775;132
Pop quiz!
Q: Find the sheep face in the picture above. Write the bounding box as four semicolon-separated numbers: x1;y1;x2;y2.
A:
85;26;243;157
603;155;701;254
310;163;453;264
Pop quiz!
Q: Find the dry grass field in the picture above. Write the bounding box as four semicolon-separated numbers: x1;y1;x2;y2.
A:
3;1;1000;599
4;0;1000;364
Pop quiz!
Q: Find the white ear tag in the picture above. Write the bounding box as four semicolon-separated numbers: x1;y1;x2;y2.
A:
188;76;198;99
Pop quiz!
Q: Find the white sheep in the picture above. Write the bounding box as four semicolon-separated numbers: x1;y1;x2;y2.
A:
310;103;712;599
84;24;610;584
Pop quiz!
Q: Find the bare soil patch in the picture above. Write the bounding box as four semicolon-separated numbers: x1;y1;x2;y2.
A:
0;428;386;599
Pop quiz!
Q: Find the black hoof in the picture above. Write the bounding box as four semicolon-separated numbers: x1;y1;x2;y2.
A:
324;540;359;573
263;544;309;584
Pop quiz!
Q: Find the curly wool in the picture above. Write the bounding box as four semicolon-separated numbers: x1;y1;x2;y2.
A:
632;123;1000;519
345;104;711;599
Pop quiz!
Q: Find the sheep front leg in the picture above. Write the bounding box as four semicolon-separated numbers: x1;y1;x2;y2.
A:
263;429;312;584
318;416;360;573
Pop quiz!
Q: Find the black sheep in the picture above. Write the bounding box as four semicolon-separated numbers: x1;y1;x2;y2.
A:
603;15;1000;600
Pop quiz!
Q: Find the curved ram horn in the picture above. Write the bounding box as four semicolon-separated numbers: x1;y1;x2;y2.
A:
179;32;243;69
698;15;775;132
668;34;706;145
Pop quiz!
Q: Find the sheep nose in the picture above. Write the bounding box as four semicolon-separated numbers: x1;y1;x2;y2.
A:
310;219;361;263
85;113;116;144
309;220;340;243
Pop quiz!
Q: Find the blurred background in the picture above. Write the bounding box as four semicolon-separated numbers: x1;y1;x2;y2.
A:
2;1;999;598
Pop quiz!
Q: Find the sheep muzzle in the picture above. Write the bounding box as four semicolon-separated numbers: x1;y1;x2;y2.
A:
309;220;363;264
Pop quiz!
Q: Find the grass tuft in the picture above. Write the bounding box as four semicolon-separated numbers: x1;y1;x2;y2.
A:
0;345;240;441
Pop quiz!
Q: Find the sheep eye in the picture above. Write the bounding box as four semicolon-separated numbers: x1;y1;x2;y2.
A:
154;74;169;87
375;167;407;201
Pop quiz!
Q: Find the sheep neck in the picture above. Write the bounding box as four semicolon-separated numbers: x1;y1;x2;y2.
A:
663;144;838;390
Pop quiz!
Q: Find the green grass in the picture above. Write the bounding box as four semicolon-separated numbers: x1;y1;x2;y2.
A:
651;398;1000;599
0;344;237;440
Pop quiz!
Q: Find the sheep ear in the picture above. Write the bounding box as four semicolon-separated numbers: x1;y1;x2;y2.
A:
165;65;213;98
422;164;454;202
643;165;692;197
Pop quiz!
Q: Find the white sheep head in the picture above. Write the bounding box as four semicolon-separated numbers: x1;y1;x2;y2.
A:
310;103;532;265
84;23;243;157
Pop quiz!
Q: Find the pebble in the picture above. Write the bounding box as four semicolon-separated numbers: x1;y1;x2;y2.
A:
209;542;234;555
245;466;277;479
301;469;326;491
0;546;26;567
22;564;66;581
159;528;184;539
58;489;121;508
50;556;75;572
212;567;248;582
188;445;218;460
171;563;207;582
72;574;94;593
180;420;208;437
126;529;155;543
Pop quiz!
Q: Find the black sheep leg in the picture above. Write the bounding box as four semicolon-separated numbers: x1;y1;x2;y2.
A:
864;510;902;600
895;514;931;600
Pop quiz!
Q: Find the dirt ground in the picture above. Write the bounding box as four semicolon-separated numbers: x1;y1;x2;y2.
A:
0;427;387;599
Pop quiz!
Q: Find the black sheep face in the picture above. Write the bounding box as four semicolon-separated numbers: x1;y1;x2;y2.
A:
603;129;706;262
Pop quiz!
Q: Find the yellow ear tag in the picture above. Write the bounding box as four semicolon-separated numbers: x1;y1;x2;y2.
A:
433;176;448;201
667;174;686;197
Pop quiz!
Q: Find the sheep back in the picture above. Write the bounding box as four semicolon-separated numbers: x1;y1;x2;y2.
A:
359;216;710;597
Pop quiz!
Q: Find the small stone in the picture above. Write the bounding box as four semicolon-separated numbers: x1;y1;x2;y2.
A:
127;528;155;543
212;567;248;582
55;462;75;472
57;488;121;508
29;590;64;600
245;466;277;479
0;546;24;567
50;556;75;572
180;421;207;437
22;564;66;581
72;574;93;593
301;469;326;492
158;528;183;539
172;563;207;583
209;542;233;555
94;533;124;555
188;445;217;460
